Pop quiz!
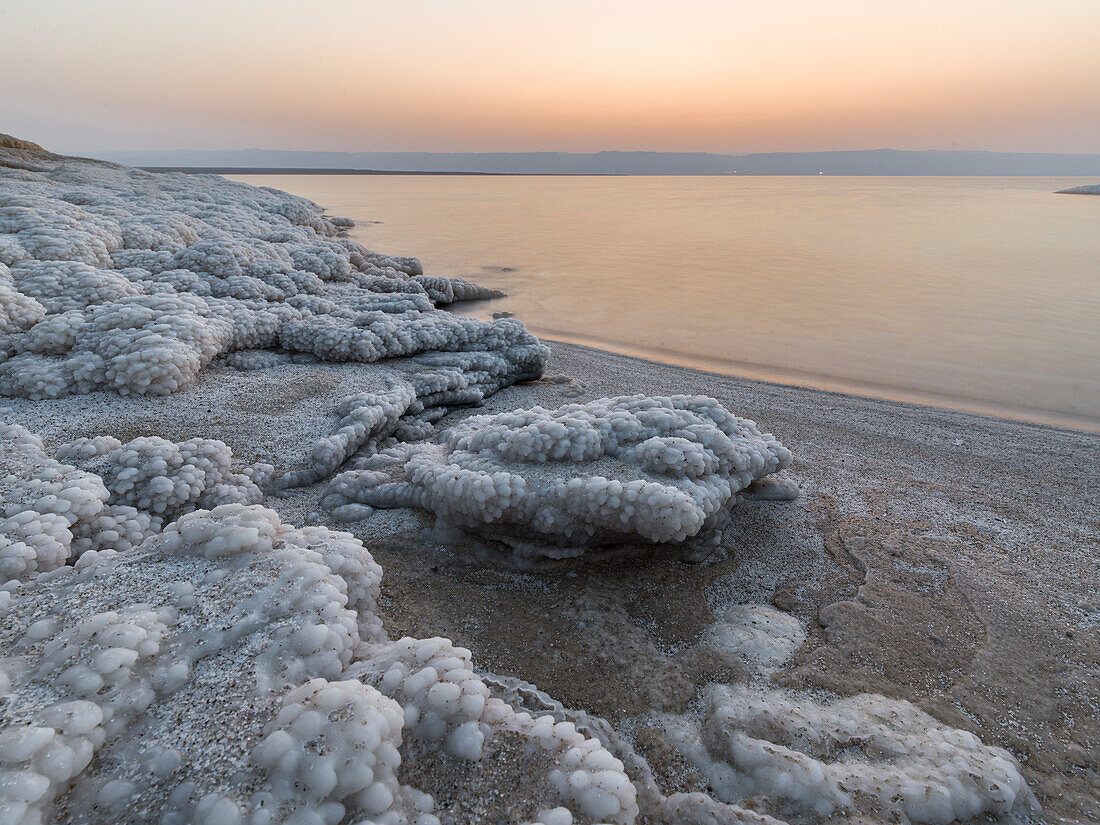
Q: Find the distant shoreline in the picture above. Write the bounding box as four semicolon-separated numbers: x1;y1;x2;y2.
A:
146;167;1100;178
144;167;511;176
101;147;1100;176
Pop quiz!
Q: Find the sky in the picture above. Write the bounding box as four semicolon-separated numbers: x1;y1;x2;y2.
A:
2;0;1099;155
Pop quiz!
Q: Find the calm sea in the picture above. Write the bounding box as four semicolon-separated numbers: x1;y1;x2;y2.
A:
230;175;1100;431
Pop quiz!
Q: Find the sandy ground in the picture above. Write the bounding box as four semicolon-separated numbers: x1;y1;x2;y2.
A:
5;338;1097;824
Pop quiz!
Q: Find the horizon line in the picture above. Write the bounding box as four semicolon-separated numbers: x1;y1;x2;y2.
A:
94;146;1100;157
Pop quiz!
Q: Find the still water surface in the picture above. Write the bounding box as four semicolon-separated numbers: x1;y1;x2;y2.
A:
231;174;1100;430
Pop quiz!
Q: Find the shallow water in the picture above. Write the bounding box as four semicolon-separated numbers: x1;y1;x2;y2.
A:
232;174;1100;430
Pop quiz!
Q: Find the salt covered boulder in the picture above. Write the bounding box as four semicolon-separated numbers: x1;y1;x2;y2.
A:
323;394;792;560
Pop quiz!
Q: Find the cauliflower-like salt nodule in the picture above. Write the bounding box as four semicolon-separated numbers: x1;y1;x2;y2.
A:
94;436;262;520
350;636;493;759
347;636;641;824
9;259;144;313
281;524;386;642
53;436;124;462
1;502;649;825
254;678;408;825
159;503;282;559
323;394;792;559
0;262;46;332
662;604;1039;825
0;422;126;580
1;425;277;583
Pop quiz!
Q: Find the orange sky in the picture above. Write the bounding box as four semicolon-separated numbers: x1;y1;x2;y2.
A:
2;0;1099;154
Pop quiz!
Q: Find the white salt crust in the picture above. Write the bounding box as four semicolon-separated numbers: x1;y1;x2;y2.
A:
0;147;547;479
323;394;792;560
661;604;1039;825
0;422;277;581
1;504;644;825
0;423;149;582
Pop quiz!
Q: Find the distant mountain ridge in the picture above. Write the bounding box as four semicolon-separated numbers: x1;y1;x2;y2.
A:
93;147;1100;176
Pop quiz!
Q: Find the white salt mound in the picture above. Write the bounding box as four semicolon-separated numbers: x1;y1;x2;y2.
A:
1;504;641;825
323;394;792;560
0;423;150;581
662;604;1038;825
0;146;547;445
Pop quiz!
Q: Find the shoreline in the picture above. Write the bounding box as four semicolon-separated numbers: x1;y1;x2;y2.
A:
226;170;1100;436
526;333;1100;435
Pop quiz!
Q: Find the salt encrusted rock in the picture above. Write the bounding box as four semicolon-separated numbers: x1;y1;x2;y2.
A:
274;337;548;491
57;434;265;524
661;604;1039;825
0;423;118;581
323;395;792;559
698;687;1034;824
413;275;505;304
0;504;642;825
0;145;544;404
274;379;418;490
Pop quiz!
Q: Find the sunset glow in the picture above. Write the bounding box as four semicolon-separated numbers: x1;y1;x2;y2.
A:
3;0;1099;153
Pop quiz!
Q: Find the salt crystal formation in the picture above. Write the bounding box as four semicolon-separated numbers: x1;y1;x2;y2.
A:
1;422;278;582
0;504;640;825
0;423;148;582
62;434;271;521
0;145;546;422
323;395;792;559
661;604;1038;825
